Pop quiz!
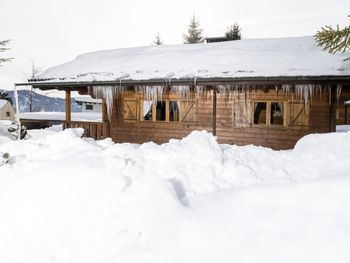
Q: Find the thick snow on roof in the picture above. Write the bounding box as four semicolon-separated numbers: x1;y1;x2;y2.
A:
19;112;102;122
74;97;102;104
38;36;350;83
0;100;8;109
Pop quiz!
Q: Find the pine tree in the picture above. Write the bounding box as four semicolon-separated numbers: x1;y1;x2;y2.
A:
183;15;204;44
225;23;242;41
0;90;13;105
0;40;12;65
153;33;163;45
315;17;350;61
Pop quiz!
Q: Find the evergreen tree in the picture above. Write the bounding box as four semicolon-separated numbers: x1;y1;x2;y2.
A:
0;40;12;65
225;23;242;41
0;90;13;105
183;15;204;44
315;17;350;61
153;33;163;45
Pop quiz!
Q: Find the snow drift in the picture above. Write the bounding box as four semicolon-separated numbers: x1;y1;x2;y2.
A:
0;127;350;263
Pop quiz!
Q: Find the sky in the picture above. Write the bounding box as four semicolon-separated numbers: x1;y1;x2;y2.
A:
0;0;349;91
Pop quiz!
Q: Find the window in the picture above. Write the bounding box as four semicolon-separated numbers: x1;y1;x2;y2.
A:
156;102;166;121
143;100;153;121
253;102;267;125
6;112;10;117
169;101;180;121
136;99;195;123
270;102;284;126
252;101;286;127
85;104;93;110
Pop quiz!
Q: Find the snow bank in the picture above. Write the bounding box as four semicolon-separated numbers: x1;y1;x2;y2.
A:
37;36;350;83
0;128;350;262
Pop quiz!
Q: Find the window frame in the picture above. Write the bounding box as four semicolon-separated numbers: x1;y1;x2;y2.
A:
251;100;288;128
141;100;170;122
137;98;195;123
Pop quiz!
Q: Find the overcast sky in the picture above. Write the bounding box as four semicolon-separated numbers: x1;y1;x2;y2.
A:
0;0;349;90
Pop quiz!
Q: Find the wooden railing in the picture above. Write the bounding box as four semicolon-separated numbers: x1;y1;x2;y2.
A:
63;121;110;140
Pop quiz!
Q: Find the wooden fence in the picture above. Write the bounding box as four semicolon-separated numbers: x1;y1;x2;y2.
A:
63;121;110;140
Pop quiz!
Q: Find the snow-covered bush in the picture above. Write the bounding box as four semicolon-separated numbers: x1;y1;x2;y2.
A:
0;120;27;140
0;152;9;166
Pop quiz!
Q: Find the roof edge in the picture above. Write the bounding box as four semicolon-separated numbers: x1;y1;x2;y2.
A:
15;75;350;88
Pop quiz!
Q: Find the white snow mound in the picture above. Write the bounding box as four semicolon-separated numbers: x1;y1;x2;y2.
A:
0;128;350;262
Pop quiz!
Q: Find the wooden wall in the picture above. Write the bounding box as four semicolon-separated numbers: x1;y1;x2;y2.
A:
109;87;334;150
336;86;350;125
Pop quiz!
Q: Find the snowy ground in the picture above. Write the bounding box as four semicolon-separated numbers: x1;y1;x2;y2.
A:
0;126;350;263
337;125;350;133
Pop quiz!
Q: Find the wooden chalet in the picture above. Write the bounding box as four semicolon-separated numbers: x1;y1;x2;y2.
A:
15;36;350;149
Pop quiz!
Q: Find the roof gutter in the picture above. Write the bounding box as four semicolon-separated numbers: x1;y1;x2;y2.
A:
15;75;350;88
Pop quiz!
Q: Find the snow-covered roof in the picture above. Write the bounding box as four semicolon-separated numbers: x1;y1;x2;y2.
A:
0;99;8;109
37;36;350;83
74;97;102;104
19;112;102;122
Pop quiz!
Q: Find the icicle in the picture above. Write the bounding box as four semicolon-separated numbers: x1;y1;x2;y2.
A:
336;84;342;103
135;86;164;104
170;85;191;101
294;84;317;107
195;85;204;95
92;85;123;121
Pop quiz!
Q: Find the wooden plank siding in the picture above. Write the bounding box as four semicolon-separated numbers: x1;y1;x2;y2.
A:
108;87;334;150
64;121;110;140
336;86;350;125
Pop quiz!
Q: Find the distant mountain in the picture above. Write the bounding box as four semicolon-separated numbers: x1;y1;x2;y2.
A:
2;89;81;112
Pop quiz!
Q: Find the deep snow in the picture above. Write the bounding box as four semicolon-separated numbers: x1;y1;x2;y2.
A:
0;126;350;263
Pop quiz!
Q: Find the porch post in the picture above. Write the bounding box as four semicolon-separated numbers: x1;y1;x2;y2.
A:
212;86;217;136
345;105;348;125
65;89;71;124
329;85;336;132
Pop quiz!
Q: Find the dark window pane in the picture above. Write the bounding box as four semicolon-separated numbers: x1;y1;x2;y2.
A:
85;104;93;110
156;101;166;121
254;102;267;125
271;102;284;125
169;101;180;121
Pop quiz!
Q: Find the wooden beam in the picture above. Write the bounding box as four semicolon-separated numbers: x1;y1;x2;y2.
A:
65;90;71;123
102;99;108;122
329;86;336;132
212;86;217;136
345;105;348;125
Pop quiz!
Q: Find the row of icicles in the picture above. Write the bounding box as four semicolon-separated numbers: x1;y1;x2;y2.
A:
88;84;342;121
